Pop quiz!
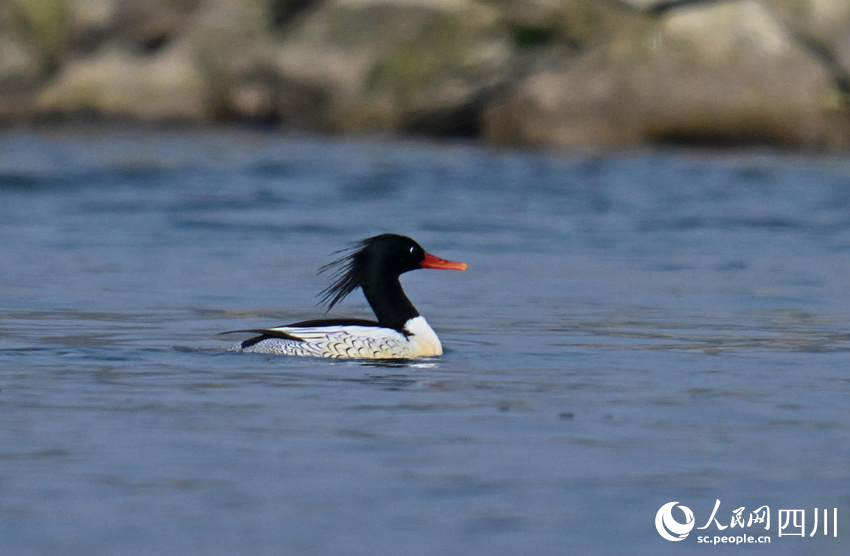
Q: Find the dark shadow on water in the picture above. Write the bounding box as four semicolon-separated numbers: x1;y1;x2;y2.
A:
359;358;421;369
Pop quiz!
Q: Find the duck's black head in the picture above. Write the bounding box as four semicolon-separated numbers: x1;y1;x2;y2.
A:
319;233;466;312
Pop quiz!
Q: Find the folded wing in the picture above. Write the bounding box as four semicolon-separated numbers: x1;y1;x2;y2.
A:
239;324;413;358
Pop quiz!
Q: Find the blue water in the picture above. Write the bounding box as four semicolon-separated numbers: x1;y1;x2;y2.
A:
1;128;850;555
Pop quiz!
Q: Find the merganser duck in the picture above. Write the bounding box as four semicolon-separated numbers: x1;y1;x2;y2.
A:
229;234;467;359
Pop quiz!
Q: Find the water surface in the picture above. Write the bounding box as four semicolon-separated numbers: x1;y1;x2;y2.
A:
1;129;849;555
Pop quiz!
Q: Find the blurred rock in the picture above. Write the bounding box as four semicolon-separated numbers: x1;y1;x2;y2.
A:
483;0;850;148
0;0;69;82
179;0;275;117
2;0;850;149
271;0;515;133
0;25;44;90
648;0;846;146
215;66;330;128
767;0;850;84
34;43;207;121
66;0;117;53
487;0;646;49
182;0;329;127
113;0;201;53
269;0;321;28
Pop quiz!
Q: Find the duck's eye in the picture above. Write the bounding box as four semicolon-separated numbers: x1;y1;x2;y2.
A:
409;246;416;254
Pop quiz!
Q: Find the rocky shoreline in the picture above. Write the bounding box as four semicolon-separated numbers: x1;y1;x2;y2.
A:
2;0;850;149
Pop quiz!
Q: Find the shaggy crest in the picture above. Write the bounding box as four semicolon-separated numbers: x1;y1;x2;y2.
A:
317;239;369;310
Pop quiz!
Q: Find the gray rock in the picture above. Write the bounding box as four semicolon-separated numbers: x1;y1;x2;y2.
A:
271;0;515;134
66;0;117;53
112;0;201;53
483;0;850;148
34;43;208;121
767;0;850;87
3;0;850;149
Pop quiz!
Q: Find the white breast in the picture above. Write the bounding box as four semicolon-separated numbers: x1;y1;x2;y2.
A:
402;316;442;357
